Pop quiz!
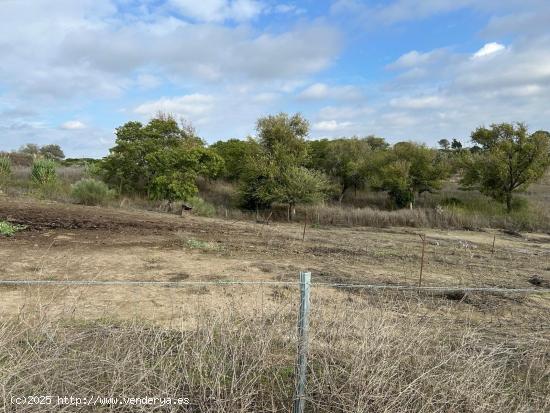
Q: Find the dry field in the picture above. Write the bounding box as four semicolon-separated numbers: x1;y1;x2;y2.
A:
0;196;549;411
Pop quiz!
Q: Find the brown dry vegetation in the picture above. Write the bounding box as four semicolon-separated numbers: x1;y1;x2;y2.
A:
0;196;549;412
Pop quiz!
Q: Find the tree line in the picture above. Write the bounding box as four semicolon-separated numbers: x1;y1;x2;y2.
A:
97;112;550;216
3;113;548;216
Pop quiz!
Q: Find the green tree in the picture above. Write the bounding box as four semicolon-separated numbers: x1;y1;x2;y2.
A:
308;137;384;202
19;143;40;158
461;123;550;212
374;142;449;209
210;138;261;181
451;139;463;150
100;114;221;200
40;144;65;161
239;113;312;212
256;113;308;165
438;139;450;150
271;166;330;220
148;146;223;201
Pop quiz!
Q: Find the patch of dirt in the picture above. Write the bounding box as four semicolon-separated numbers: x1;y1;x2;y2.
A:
0;198;190;233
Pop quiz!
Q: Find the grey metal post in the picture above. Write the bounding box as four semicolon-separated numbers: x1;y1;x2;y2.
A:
293;271;311;413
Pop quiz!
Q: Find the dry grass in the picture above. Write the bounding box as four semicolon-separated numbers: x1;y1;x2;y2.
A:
0;288;548;412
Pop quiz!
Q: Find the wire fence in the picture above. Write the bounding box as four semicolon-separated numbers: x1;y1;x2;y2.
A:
0;275;549;412
1;278;549;293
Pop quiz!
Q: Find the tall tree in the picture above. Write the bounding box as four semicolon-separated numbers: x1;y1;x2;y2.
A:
256;112;309;165
373;142;449;209
308;137;385;202
451;139;463;150
239;113;329;218
438;139;450;150
40;144;65;161
210;138;261;181
461;123;550;212
100;114;221;199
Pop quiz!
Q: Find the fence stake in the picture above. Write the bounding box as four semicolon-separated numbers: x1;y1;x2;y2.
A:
491;234;496;254
293;271;311;413
418;234;426;287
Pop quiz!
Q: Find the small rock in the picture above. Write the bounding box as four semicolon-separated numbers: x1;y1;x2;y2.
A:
528;274;544;286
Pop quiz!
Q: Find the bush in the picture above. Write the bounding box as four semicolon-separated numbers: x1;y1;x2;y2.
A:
71;178;115;206
0;157;11;189
186;196;216;217
31;159;57;186
0;221;24;236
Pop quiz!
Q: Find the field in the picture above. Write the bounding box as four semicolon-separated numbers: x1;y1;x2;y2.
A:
1;196;549;411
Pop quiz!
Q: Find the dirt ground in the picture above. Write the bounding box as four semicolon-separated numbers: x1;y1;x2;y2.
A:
1;196;549;331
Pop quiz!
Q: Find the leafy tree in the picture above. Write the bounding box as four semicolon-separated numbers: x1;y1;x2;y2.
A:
100;114;221;200
461;123;550;212
148;147;223;201
239;113;312;212
271;166;330;220
308;137;385;202
451;139;463;150
373;142;449;208
438;139;450;150
40;144;65;161
210;138;261;181
256;113;308;165
19;143;40;158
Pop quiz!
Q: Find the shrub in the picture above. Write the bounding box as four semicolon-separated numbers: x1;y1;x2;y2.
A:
0;221;25;236
31;159;57;186
0;156;11;189
71;178;115;206
187;196;216;217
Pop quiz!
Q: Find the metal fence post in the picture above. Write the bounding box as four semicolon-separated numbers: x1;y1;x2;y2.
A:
293;271;311;413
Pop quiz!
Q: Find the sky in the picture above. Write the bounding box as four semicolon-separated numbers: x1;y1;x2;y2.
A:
1;0;549;157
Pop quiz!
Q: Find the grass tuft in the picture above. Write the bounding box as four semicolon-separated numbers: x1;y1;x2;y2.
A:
0;221;25;236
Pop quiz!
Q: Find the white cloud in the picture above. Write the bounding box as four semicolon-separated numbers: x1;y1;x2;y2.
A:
61;120;86;130
317;105;372;120
169;0;263;22
388;49;448;69
472;42;506;59
313;120;353;132
390;95;445;109
272;4;306;15
297;83;363;101
134;94;216;121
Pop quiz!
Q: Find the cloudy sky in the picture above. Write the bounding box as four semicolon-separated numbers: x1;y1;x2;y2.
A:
1;0;549;157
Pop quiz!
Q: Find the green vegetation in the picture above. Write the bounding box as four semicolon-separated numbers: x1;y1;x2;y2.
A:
0;221;24;236
238;113;330;219
19;143;65;161
71;178;115;206
100;114;222;201
31;159;57;186
2;115;550;231
186;196;216;217
0;156;11;190
373;142;450;208
461;123;550;212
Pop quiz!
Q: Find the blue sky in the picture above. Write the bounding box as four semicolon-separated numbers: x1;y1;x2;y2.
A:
1;0;549;157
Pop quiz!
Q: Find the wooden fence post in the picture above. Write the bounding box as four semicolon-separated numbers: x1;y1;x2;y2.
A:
491;234;496;254
293;271;311;413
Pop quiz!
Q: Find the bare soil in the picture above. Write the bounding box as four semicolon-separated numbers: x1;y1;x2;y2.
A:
1;196;549;330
